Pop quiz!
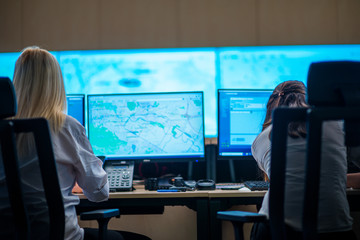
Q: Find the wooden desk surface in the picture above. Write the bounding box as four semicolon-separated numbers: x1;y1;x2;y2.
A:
208;189;267;198
77;188;360;199
76;184;267;199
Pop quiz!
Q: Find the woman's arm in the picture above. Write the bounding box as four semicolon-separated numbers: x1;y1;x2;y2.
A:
347;172;360;189
74;131;109;202
251;126;272;178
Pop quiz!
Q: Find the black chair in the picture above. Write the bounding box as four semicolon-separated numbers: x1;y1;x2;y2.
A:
217;61;360;240
0;77;120;240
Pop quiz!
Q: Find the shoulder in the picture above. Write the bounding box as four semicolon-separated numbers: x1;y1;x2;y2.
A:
252;126;272;159
252;126;272;173
58;115;86;141
62;115;85;134
253;126;272;147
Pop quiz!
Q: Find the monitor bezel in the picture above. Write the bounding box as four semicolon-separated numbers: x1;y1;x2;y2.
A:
66;94;85;127
87;91;206;163
217;88;273;160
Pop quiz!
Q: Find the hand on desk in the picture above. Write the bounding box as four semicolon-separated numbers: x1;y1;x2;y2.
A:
72;183;83;193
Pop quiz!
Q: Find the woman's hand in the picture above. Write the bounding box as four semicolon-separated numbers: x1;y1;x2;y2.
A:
72;182;83;193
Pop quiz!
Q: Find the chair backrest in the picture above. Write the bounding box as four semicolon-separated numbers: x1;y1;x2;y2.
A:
303;61;360;240
0;77;17;118
269;107;307;240
0;120;30;239
0;77;30;239
307;61;360;107
0;77;65;239
269;61;360;240
11;118;65;240
307;61;360;147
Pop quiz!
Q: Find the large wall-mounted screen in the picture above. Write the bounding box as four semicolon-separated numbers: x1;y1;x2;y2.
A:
2;44;360;137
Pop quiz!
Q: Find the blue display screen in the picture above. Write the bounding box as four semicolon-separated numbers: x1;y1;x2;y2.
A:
218;45;360;89
218;89;272;159
67;94;85;126
2;44;360;137
87;92;205;162
59;48;217;136
0;52;20;79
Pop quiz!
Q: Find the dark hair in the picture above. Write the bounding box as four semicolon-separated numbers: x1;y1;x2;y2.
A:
263;80;308;138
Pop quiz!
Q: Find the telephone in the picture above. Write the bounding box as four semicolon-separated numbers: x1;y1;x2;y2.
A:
103;160;134;191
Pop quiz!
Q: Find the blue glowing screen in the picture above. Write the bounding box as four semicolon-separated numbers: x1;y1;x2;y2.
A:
0;52;20;79
1;44;360;137
218;89;272;158
219;45;360;89
59;48;216;136
87;92;205;161
66;94;85;126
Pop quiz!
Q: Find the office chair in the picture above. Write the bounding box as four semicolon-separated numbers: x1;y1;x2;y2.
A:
0;77;119;240
217;61;360;240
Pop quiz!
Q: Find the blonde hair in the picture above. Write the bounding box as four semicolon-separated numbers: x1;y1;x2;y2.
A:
13;46;66;133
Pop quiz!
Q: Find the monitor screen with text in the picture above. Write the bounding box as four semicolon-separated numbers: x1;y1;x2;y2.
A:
67;94;85;126
218;89;272;159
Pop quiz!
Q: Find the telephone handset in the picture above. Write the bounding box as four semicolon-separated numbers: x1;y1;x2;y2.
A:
103;160;134;191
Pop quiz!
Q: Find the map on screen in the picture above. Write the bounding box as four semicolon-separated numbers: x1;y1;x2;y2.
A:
2;44;360;137
59;49;216;136
88;92;205;161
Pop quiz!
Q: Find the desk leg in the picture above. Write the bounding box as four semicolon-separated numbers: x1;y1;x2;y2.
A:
196;198;210;240
209;199;222;240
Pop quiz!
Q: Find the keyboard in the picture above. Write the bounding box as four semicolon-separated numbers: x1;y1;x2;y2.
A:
216;183;244;190
244;181;269;191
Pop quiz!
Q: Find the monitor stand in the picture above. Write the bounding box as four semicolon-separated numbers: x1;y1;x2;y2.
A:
229;159;236;182
188;162;193;180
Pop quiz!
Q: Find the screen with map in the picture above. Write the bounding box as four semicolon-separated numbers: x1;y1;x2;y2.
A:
2;44;360;137
87;92;205;162
218;89;272;159
59;48;217;136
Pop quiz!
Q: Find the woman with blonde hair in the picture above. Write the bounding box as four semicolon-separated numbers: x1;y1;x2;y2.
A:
3;46;150;240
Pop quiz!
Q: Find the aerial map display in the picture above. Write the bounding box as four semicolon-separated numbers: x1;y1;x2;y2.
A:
1;44;360;137
218;45;360;90
87;92;205;159
59;48;216;136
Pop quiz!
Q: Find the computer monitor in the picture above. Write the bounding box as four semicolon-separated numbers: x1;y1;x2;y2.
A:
66;94;85;126
217;89;272;160
87;92;205;162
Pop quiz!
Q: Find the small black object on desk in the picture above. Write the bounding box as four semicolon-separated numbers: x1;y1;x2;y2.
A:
196;179;216;190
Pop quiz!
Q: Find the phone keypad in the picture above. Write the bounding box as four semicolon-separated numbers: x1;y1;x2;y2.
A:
107;170;132;189
103;160;134;192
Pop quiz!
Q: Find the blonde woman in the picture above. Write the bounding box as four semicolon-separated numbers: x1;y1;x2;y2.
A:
5;47;150;240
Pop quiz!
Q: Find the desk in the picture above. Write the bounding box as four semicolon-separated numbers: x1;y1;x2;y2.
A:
208;190;266;240
77;186;210;240
76;186;266;240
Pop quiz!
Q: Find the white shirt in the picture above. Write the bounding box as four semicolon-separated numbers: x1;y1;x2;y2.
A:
251;121;353;233
53;115;109;240
0;115;109;240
